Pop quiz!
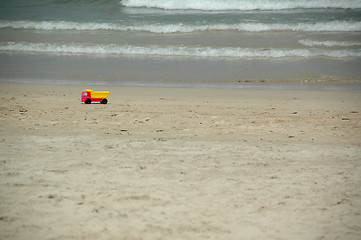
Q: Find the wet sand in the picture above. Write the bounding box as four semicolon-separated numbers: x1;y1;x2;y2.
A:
0;82;361;240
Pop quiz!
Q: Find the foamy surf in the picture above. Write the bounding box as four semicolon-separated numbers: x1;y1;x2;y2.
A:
1;42;360;59
1;20;360;33
299;39;361;47
120;0;361;10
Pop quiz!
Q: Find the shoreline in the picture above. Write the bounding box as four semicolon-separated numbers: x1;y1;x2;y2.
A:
2;53;361;87
1;77;361;92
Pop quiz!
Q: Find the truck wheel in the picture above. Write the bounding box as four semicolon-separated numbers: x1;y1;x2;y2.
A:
101;98;108;104
85;98;91;104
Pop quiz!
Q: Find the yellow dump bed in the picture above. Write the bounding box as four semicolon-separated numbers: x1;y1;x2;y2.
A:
87;90;110;99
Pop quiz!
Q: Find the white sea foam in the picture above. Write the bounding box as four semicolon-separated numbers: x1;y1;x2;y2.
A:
0;20;119;31
299;39;361;47
1;42;360;58
120;0;361;10
1;20;361;33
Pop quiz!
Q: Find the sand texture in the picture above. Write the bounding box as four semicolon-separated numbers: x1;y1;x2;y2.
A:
0;83;361;240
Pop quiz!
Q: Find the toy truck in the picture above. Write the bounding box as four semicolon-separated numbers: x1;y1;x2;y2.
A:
81;89;110;104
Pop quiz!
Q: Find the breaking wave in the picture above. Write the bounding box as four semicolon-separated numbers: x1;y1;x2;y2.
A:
1;42;360;58
1;20;360;33
299;39;361;47
120;0;361;11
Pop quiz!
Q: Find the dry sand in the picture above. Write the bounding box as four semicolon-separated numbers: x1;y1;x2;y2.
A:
0;82;361;240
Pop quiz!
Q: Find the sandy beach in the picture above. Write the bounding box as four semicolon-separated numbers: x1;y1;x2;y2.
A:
0;82;361;240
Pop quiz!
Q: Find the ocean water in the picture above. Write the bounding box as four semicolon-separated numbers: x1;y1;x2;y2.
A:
0;0;361;89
